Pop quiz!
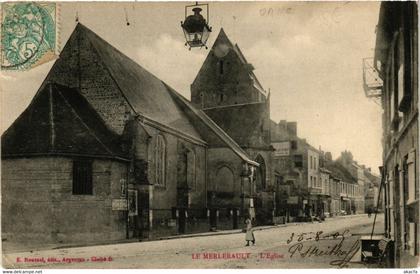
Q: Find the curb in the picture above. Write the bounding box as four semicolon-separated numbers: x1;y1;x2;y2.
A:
157;220;311;241
160;213;373;241
3;214;373;254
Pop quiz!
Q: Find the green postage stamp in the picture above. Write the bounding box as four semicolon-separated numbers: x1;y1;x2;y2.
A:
1;2;59;70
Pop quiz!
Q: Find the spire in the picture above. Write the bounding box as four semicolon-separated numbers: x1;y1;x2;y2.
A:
212;28;234;49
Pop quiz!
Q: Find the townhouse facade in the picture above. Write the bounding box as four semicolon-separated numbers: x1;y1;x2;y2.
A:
364;168;382;213
365;1;419;267
271;121;319;221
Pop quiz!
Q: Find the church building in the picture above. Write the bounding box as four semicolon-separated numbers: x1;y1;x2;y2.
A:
191;29;276;225
1;24;266;247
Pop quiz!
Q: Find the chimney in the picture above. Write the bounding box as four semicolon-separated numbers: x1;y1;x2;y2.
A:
286;122;297;136
279;120;287;131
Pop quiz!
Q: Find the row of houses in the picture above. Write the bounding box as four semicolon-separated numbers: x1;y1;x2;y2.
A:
1;23;378;249
271;121;381;222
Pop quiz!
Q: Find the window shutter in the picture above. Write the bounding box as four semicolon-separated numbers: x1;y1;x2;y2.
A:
407;149;416;203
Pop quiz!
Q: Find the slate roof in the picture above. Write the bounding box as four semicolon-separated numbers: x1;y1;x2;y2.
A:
77;24;203;143
364;170;381;187
1;83;127;160
2;24;258;166
165;84;258;166
76;24;258;165
203;102;270;148
324;160;357;184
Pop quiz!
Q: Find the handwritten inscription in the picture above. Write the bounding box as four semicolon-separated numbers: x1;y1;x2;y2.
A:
259;7;293;17
286;230;359;268
287;229;351;244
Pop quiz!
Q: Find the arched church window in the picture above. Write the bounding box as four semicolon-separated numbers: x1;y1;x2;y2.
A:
186;149;196;189
155;135;166;186
255;154;266;192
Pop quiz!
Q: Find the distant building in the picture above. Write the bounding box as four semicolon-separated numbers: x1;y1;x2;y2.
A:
336;151;366;214
324;159;359;215
364;169;382;213
329;175;342;217
270;120;325;221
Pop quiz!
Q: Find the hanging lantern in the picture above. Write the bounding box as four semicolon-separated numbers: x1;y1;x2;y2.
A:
181;2;212;50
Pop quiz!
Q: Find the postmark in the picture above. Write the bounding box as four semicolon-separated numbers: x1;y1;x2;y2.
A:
1;2;58;70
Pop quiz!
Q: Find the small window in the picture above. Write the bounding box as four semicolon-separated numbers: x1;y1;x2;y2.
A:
291;140;297;150
186;149;196;189
200;93;204;108
73;160;93;195
220;94;224;102
407;150;416;203
294;155;303;168
219;60;224;74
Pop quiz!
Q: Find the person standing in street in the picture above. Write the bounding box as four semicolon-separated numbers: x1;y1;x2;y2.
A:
245;217;255;246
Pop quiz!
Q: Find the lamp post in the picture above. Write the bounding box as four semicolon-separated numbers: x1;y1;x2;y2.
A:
181;2;212;50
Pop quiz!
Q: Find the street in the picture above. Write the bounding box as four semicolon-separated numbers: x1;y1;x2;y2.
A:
2;214;384;269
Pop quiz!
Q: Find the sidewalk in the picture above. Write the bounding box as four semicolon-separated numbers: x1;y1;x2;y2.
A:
1;218;306;254
159;221;308;241
1;214;373;254
2;214;383;269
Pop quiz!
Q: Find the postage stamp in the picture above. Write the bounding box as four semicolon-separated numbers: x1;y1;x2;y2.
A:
1;2;58;70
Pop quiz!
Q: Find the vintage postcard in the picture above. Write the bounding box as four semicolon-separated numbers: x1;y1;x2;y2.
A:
0;1;418;271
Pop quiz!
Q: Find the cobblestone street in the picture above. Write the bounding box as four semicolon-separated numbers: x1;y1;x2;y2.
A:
2;214;384;269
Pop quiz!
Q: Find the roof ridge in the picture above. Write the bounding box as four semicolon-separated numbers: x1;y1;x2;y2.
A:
233;43;248;64
163;82;258;166
213;28;265;93
48;84;56;151
202;101;267;111
212;28;235;49
77;23;166;87
76;23;141;115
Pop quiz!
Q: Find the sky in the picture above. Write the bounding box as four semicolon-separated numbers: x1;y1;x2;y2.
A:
0;1;383;171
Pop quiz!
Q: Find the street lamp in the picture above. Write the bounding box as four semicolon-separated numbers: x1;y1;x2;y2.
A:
181;2;212;50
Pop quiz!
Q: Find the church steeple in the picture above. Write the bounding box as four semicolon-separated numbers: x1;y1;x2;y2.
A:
191;28;267;110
